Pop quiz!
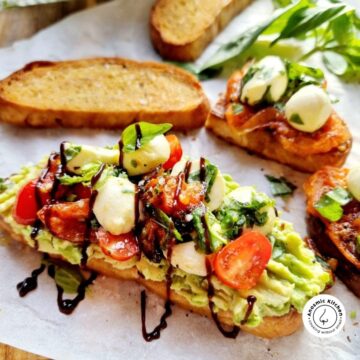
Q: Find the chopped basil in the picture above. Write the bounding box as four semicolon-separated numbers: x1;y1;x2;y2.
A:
192;207;206;252
0;178;7;192
59;162;102;185
265;175;297;197
188;161;218;202
64;145;82;162
232;103;244;115
315;187;352;222
121;122;172;153
326;187;353;206
289;113;304;125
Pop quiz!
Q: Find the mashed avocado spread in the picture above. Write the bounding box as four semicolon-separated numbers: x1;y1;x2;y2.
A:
0;163;332;327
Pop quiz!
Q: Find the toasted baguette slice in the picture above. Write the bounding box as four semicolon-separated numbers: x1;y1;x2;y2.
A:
0;58;210;129
150;0;253;61
0;216;302;339
206;99;352;173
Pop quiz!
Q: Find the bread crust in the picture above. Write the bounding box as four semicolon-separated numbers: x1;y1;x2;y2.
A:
0;215;301;339
0;58;210;130
150;0;253;61
206;106;352;173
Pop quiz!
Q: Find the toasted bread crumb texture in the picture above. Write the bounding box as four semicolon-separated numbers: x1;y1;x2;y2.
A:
152;0;232;44
0;59;203;112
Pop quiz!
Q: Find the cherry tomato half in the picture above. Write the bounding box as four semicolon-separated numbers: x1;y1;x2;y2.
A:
214;231;272;290
13;179;39;226
97;228;139;261
163;134;182;170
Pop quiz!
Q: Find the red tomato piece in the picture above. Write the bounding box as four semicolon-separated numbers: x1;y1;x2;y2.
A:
214;231;272;290
13;179;39;226
96;228;139;261
163;134;183;170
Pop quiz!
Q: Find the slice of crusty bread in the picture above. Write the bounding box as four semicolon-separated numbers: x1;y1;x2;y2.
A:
206;100;352;173
150;0;253;61
0;216;301;339
0;58;210;129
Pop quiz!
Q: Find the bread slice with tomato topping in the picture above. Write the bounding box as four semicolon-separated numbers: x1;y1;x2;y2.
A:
304;166;360;297
0;122;332;339
206;56;352;173
0;58;210;129
150;0;254;61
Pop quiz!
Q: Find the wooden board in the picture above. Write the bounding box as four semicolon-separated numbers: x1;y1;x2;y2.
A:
0;344;47;359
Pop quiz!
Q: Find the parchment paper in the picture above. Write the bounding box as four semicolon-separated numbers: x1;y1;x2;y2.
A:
0;1;359;359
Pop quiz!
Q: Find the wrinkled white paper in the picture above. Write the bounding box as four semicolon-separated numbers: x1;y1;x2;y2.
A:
0;0;359;359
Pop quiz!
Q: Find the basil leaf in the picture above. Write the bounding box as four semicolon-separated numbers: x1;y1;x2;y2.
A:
323;51;349;76
204;211;228;253
192;207;207;252
314;187;351;222
121;122;172;153
331;13;354;45
315;195;343;222
199;1;302;73
188;161;218;202
148;206;183;242
272;4;346;44
265;175;297;197
0;178;7;192
64;145;82;162
325;187;352;206
289;113;304;124
58;162;102;185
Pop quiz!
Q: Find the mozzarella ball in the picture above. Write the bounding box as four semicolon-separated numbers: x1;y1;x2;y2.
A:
241;56;288;105
93;176;135;235
285;85;332;133
170;241;207;277
123;135;170;176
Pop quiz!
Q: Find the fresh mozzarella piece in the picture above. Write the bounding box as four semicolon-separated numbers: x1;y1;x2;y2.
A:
123;135;170;176
65;143;118;174
347;166;360;201
240;56;288;105
228;186;277;235
93;176;135;235
171;158;225;211
285;85;332;133
170;241;207;277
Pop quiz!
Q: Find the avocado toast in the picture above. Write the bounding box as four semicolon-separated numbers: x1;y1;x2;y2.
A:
0;122;332;340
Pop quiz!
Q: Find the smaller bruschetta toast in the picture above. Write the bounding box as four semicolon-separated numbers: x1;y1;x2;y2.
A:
206;56;352;173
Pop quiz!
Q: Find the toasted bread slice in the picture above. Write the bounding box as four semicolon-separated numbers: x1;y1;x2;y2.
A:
206;99;352;173
150;0;253;61
0;216;302;339
0;58;210;129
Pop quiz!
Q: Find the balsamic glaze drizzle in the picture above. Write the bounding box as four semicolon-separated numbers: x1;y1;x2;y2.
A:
16;263;46;297
241;295;257;325
47;265;97;315
206;259;240;338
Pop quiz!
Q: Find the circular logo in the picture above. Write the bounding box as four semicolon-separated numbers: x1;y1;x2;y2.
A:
302;295;346;338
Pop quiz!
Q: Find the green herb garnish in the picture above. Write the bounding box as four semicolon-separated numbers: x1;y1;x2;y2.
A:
121;122;172;153
64;145;82;163
289;113;304;124
314;187;352;222
265;175;297;197
232;103;244;115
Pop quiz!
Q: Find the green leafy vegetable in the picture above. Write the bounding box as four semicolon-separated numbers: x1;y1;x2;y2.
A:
216;192;272;239
58;162;102;185
63;145;82;162
121;122;172;153
175;0;360;82
42;258;84;294
314;187;352;222
204;211;228;253
148;206;183;242
289;113;304;124
192;207;207;252
188;161;218;202
265;175;297;197
0;178;7;192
